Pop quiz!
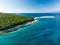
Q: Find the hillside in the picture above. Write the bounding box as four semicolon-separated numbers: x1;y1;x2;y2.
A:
0;13;34;30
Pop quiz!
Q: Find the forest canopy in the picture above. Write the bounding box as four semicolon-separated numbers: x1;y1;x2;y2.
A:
0;13;34;30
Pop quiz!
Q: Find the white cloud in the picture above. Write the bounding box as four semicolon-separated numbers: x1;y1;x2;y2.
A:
0;0;60;13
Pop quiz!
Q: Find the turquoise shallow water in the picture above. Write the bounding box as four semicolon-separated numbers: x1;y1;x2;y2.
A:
0;13;60;45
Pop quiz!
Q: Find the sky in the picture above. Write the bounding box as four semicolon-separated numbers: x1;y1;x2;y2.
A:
0;0;60;13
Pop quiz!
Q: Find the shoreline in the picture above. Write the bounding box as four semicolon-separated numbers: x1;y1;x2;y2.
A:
0;19;38;34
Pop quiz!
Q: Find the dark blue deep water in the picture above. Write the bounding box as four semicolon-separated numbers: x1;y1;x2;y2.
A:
0;13;60;45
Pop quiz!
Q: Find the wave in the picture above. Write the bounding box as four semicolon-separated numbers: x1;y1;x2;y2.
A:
34;16;56;19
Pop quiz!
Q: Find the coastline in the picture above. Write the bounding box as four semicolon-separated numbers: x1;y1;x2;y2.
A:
0;19;38;34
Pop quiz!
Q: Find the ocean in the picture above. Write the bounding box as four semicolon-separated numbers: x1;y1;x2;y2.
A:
0;13;60;45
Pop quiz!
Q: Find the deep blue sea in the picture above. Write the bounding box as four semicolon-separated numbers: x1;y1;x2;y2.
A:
0;13;60;45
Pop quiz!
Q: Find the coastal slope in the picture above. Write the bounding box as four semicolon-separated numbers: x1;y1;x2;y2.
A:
0;13;34;34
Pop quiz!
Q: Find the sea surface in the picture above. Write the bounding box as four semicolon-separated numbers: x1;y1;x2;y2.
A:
0;13;60;45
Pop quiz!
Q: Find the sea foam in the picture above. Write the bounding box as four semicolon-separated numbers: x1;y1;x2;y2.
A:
34;16;56;19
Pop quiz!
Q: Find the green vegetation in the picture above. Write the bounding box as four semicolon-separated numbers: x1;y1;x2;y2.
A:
0;13;34;30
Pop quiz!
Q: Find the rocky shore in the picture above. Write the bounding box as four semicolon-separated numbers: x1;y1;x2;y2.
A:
0;19;37;34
